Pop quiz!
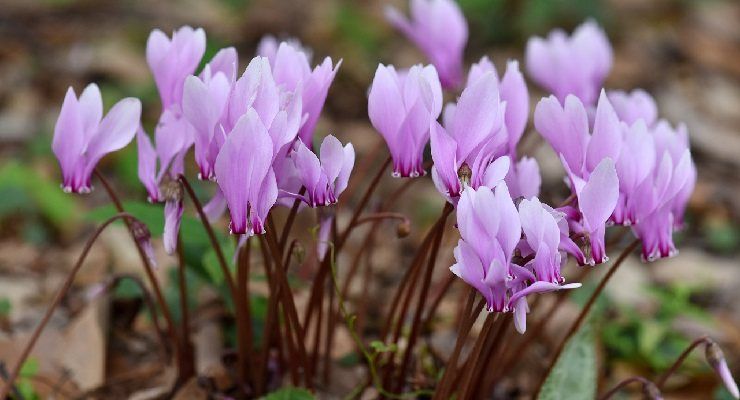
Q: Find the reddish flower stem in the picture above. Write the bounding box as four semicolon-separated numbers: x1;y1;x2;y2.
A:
393;203;453;390
0;213;132;399
235;237;255;388
178;175;238;301
599;376;661;400
175;235;196;382
262;231;313;388
533;239;640;397
433;291;483;400
655;335;711;389
94;170;183;379
303;156;391;332
279;187;306;251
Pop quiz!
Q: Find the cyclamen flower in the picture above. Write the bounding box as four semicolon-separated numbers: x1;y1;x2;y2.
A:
215;109;278;235
182;67;231;180
137;120;193;254
629;121;695;261
451;184;521;312
562;159;620;265
258;37;341;146
526;20;612;105
53;83;141;193
385;0;468;89
466;57;530;157
608;89;658;127
138;26;207;254
450;184;579;333
430;57;531;203
505;157;541;200
368;64;442;178
288;135;355;207
146;26;206;110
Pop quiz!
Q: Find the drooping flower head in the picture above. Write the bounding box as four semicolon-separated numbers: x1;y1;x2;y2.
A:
534;91;622;264
258;37;341;146
430;56;532;203
368;64;442;178
287;135;355;208
526;20;612;106
608;89;658;127
146;26;206;110
181;53;234;180
629;121;695;261
138;26;208;254
450;184;580;333
215;109;278;235
385;0;468;89
53;83;141;193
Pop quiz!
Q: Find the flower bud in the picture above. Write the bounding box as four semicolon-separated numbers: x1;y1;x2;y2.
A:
396;219;411;238
642;381;663;400
705;339;739;399
131;219;157;268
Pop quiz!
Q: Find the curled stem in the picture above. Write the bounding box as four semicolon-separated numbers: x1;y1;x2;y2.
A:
0;213;134;399
599;376;661;400
656;335;711;388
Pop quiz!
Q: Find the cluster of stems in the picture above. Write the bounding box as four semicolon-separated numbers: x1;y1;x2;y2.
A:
0;156;730;400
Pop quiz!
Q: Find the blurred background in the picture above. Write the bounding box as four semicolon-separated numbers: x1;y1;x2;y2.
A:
0;0;738;398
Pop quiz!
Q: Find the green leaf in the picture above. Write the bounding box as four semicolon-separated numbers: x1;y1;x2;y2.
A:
0;162;79;230
0;297;12;317
20;358;39;377
369;340;398;354
261;387;314;400
539;323;597;400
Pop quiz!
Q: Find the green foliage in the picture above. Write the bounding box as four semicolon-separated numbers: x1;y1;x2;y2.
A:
369;340;398;354
0;298;11;317
336;3;383;61
539;323;597;400
17;358;40;400
601;285;710;371
704;219;740;254
458;0;606;44
262;387;314;400
0;162;79;234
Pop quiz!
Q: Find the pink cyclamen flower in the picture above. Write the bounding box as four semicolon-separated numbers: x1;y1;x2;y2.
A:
53;83;141;193
706;341;740;399
430;71;508;202
368;64;442;178
182;68;231;180
562;158;620;265
451;184;521;312
289;135;355;207
199;56;304;221
518;197;564;284
534;91;624;265
629;121;695;261
526;20;612;106
505;157;541;200
451;184;579;333
608;89;658;127
466;57;530;157
215;109;278;235
137;121;194;254
146;26;206;110
385;0;468;89
258;37;341;146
